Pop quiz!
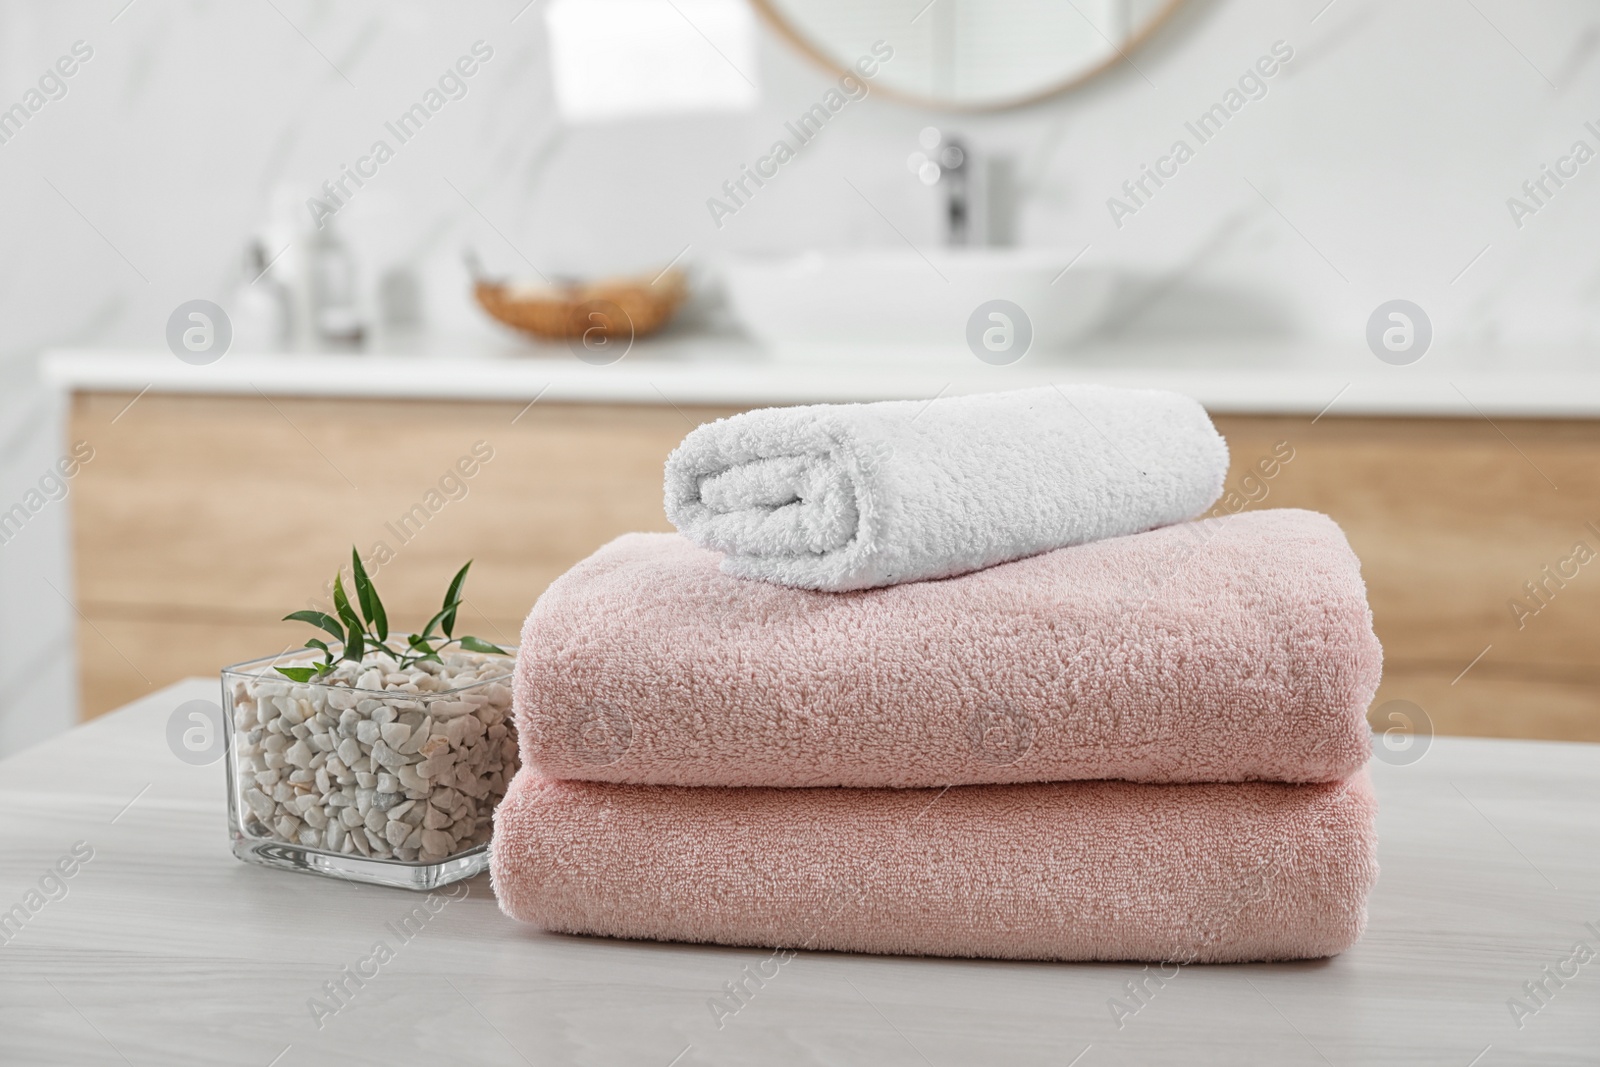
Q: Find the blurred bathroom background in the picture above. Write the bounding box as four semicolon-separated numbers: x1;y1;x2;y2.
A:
3;0;1598;753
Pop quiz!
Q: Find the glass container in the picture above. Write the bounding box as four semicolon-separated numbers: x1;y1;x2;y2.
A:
223;643;517;890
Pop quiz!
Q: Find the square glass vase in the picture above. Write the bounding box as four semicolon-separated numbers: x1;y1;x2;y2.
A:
223;642;518;891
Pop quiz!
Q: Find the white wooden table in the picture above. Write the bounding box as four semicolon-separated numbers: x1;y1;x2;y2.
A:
1;680;1597;1066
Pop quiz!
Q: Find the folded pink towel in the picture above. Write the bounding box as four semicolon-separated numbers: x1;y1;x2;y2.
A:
517;508;1381;788
491;767;1377;963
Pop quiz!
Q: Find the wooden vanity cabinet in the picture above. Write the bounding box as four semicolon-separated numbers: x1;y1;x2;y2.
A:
68;392;1600;741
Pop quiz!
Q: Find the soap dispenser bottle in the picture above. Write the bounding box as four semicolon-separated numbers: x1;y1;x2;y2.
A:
308;221;366;348
230;240;292;353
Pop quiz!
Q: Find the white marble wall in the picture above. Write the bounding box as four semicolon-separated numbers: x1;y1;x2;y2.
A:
0;0;1596;746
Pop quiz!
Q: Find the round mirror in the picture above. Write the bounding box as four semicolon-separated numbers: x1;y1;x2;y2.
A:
752;0;1185;111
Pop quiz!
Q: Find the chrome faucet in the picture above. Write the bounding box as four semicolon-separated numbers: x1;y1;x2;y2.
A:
908;127;971;246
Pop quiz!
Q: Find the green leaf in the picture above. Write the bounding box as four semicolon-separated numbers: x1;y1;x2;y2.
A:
332;573;360;632
458;635;507;655
276;667;317;682
350;546;388;642
305;638;332;659
440;561;472;638
283;610;344;644
332;574;365;661
416;599;462;642
404;633;444;666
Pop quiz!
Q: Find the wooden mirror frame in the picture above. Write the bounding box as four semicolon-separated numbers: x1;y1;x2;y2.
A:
748;0;1189;112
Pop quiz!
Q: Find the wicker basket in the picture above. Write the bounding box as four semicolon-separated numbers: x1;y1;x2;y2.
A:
474;268;688;342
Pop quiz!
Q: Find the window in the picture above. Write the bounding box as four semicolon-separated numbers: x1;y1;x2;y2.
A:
545;0;759;123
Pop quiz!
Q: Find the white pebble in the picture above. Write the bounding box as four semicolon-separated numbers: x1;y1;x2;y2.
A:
369;742;403;769
398;725;430;756
245;788;274;820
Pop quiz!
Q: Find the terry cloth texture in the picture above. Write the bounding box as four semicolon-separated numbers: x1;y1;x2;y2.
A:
490;768;1378;963
663;384;1229;591
516;509;1381;788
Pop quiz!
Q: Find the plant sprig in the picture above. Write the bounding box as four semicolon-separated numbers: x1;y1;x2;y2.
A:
277;548;507;682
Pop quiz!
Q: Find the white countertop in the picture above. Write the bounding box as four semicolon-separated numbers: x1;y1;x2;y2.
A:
38;337;1600;416
1;679;1597;1064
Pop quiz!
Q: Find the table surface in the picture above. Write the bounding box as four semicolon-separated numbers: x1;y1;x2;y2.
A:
1;679;1597;1066
40;340;1600;417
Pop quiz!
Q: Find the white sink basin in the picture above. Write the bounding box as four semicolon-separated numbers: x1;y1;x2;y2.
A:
720;249;1115;360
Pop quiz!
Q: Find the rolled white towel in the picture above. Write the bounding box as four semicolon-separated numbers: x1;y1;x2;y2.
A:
664;384;1229;591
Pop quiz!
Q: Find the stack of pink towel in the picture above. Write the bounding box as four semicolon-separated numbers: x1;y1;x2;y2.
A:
491;387;1382;963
